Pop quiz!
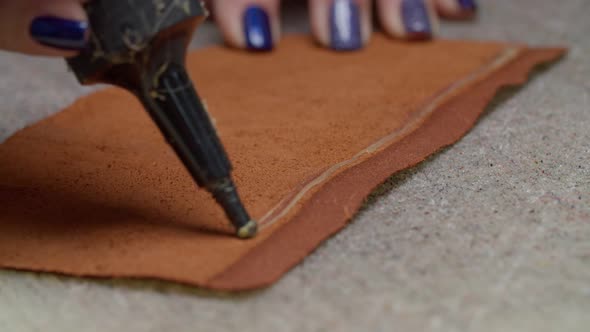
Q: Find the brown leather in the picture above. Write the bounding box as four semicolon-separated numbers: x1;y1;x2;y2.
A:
0;35;565;291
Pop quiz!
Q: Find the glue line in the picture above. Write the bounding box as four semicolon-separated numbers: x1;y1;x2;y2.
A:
258;46;522;230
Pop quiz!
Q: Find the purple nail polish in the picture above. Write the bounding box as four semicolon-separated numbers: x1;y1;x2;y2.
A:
243;6;273;51
330;0;362;51
458;0;478;11
401;0;432;40
30;16;88;50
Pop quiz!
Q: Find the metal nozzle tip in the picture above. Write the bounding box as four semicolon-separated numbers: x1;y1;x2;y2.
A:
237;220;258;239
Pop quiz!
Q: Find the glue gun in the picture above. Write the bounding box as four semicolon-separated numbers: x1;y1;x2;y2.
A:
67;0;257;238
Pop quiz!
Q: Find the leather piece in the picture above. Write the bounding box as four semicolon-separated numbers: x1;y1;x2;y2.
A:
0;35;565;290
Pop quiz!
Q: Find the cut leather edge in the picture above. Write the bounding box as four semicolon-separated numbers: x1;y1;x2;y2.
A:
206;47;567;291
0;47;566;292
256;46;522;231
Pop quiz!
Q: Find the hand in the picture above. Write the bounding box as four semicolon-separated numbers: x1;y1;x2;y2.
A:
212;0;478;51
0;0;477;57
0;0;87;56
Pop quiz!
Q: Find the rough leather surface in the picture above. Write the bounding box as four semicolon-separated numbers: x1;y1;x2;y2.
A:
0;35;564;290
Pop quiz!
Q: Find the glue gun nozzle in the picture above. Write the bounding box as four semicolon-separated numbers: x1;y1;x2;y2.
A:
210;178;257;239
237;220;258;239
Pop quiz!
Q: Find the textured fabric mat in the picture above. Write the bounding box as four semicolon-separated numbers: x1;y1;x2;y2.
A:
0;35;564;291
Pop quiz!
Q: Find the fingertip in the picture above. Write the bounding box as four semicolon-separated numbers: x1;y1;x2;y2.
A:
214;0;280;51
29;16;89;56
243;5;275;51
378;0;437;41
19;0;89;57
435;0;478;20
310;0;372;52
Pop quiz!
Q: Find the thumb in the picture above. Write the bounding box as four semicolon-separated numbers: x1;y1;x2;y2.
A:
0;0;88;57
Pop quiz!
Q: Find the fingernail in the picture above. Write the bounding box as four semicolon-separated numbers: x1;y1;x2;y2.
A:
330;0;362;51
401;0;432;40
243;6;273;51
458;0;478;11
30;16;88;50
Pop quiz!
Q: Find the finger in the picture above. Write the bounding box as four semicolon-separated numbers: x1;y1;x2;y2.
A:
435;0;478;20
212;0;280;51
309;0;372;51
377;0;438;40
0;0;88;57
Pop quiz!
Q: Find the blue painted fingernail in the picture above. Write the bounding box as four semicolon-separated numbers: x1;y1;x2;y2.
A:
330;0;362;51
401;0;432;40
243;6;273;51
30;16;88;50
458;0;478;11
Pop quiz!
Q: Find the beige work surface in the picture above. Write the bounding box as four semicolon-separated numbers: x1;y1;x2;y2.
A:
0;0;589;331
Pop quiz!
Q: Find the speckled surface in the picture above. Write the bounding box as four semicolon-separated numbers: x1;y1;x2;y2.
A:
1;0;589;331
